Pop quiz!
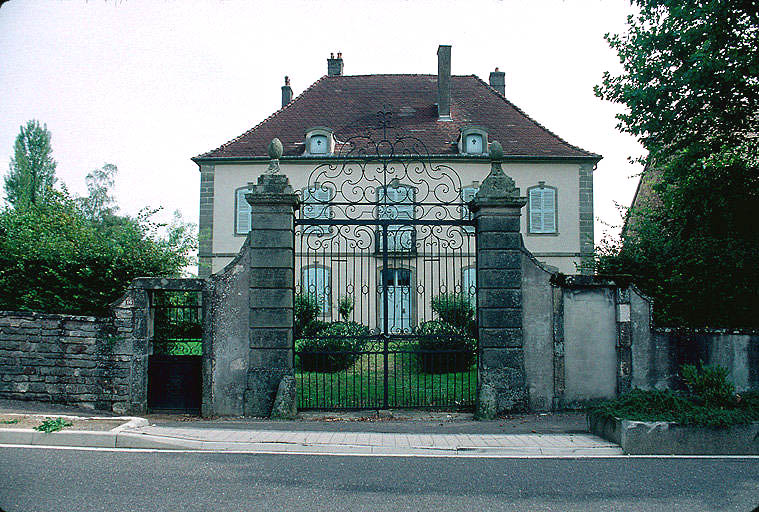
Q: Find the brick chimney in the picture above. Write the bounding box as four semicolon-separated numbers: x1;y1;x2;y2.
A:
281;76;292;108
489;67;505;96
437;45;452;121
327;52;343;76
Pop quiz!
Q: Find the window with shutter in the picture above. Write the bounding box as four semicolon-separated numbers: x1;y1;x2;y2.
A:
235;187;252;235
461;266;476;307
528;185;557;234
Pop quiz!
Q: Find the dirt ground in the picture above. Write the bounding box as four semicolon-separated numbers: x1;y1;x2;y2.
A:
0;414;127;431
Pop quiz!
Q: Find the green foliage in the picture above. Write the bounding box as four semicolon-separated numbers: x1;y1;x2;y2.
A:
431;293;476;337
0;418;19;424
587;389;759;429
34;417;73;433
4;120;57;208
337;295;354;322
0;188;196;316
294;293;321;340
681;364;736;408
594;2;759;327
415;320;476;373
296;321;369;372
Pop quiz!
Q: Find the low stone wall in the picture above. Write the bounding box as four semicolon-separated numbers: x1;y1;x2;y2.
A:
0;309;137;413
588;413;759;455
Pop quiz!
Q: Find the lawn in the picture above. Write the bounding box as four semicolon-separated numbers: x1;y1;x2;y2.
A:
295;341;477;409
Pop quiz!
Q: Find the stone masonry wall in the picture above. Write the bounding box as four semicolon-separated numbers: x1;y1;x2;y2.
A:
0;310;137;413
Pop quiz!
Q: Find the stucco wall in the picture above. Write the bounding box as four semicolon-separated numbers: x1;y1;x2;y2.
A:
562;287;617;403
207;160;584;274
521;251;555;411
207;240;251;416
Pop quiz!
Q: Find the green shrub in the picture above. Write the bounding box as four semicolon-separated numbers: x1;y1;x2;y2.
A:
296;321;369;372
337;296;354;322
294;293;320;340
587;388;759;429
431;293;476;337
681;364;736;408
415;320;476;373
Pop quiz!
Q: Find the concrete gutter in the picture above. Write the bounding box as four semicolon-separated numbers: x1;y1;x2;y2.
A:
0;415;149;449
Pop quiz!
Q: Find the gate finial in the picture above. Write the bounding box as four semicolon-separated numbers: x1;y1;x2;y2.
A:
266;138;284;174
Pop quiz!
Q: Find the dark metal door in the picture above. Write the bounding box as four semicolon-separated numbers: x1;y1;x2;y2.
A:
293;134;478;410
147;292;203;414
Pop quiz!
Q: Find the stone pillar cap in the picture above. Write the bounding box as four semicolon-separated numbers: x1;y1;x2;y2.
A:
470;140;526;210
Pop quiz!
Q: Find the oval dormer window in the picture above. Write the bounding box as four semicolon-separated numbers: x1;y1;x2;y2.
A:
465;134;483;154
309;135;329;154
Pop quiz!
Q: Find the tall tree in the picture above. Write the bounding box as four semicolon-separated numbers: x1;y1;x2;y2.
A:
4;120;57;208
595;1;759;327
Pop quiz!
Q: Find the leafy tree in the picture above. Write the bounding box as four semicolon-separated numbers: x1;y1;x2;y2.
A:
77;163;118;221
0;189;196;316
594;1;759;327
4;120;57;208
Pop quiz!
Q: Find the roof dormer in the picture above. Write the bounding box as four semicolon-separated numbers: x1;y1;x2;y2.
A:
304;127;334;156
459;126;489;155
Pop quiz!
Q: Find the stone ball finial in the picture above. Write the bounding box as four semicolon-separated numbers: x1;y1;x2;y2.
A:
489;140;504;160
268;138;283;160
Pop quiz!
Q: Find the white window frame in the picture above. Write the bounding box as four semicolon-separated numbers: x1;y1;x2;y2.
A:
301;183;333;235
304;127;334;156
461;266;477;308
235;186;252;235
301;265;331;317
377;182;415;253
527;183;558;234
459;126;489;155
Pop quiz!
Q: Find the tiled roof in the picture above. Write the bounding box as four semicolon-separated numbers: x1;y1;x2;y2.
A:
194;74;600;161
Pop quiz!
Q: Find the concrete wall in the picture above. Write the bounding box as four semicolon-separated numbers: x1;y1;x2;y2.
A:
632;328;759;392
521;251;555;411
206;239;251;416
562;286;618;403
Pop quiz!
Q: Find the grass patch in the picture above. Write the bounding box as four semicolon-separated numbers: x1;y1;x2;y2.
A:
34;417;73;433
295;341;477;409
1;419;19;424
587;389;759;428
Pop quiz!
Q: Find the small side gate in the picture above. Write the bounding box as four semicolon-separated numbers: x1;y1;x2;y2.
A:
293;135;478;410
147;291;203;413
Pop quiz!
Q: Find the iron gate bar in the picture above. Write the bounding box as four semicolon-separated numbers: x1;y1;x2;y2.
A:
293;132;478;410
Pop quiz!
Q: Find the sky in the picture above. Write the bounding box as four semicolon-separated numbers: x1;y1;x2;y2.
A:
0;0;644;244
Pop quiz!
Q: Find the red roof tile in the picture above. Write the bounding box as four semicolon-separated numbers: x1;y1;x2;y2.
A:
194;74;600;161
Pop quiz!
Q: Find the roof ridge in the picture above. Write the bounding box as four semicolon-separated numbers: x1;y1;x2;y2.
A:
468;74;600;159
193;75;329;160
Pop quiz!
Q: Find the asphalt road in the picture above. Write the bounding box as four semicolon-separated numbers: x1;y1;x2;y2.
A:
1;447;758;511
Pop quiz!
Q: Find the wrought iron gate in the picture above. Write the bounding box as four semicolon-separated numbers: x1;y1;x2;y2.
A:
294;135;477;410
147;291;203;413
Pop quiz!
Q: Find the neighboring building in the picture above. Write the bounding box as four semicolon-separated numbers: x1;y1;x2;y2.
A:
193;46;601;278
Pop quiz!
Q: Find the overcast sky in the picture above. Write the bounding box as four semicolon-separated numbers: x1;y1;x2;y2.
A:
0;0;644;242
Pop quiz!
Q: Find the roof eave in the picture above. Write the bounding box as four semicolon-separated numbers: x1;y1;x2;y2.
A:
192;153;602;167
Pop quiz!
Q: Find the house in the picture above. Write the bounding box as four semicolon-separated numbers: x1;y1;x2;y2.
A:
192;46;601;307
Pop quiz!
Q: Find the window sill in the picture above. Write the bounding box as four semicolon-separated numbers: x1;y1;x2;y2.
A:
525;231;560;237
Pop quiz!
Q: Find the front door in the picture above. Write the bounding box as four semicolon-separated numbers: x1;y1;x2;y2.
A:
381;268;412;333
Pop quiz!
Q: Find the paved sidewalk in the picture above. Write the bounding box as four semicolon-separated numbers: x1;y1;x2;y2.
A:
0;399;620;456
117;424;622;456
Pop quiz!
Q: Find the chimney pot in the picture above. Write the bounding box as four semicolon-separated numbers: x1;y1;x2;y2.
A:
437;45;452;121
327;52;344;76
281;76;293;108
489;68;505;96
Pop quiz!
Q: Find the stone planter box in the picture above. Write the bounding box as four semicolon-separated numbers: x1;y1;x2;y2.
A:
587;412;759;455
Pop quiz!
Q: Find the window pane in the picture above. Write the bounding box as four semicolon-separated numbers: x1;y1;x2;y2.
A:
302;266;330;315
